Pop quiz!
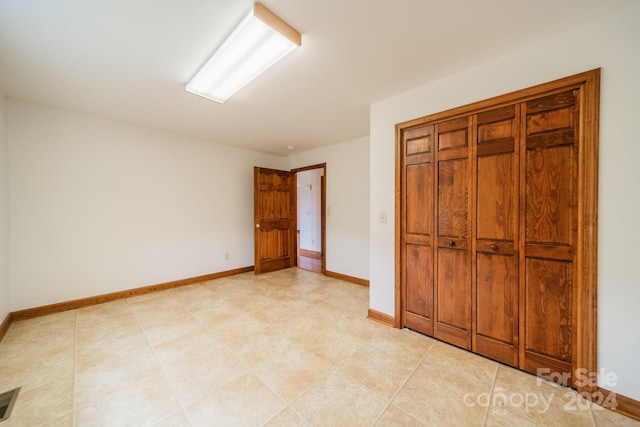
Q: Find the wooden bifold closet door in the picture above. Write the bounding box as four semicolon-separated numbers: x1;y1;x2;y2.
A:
396;69;599;392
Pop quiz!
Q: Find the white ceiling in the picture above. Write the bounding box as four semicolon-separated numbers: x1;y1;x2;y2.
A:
0;0;629;156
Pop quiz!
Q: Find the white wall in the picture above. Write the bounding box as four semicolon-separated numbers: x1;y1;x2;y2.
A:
7;99;285;311
0;94;9;321
288;137;370;280
370;2;640;399
297;168;322;252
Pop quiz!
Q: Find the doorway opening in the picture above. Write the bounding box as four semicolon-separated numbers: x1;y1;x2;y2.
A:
293;164;326;274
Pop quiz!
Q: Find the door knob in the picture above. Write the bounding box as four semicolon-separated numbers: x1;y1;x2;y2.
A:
490;244;498;251
255;224;260;228
448;240;455;247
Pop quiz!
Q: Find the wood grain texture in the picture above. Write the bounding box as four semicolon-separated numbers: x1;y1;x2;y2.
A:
367;309;395;327
254;167;295;273
324;270;369;287
405;244;433;332
396;69;600;393
0;313;12;343
597;388;640;422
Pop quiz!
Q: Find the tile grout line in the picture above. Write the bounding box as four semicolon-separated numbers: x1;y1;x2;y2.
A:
135;291;197;427
71;309;78;426
480;361;501;427
369;334;437;426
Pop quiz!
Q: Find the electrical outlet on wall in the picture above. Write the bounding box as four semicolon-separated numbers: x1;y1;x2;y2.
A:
224;252;230;260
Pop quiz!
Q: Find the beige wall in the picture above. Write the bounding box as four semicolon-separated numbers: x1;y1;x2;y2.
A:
370;2;640;400
287;137;370;280
7;99;286;311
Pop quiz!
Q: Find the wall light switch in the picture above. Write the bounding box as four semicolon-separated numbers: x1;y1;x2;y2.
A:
379;211;387;223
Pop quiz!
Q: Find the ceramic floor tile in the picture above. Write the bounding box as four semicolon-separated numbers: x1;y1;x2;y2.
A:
0;311;76;364
484;407;544;426
1;377;74;427
152;410;193;427
204;311;270;344
141;312;204;346
338;344;418;400
333;312;388;342
393;368;489;427
226;327;296;369
2;268;638;427
0;345;74;393
419;342;498;393
492;365;594;426
76;300;141;345
165;285;218;313
374;405;426;426
154;331;247;405
291;371;388;427
129;295;189;327
301;326;367;366
368;327;436;367
248;301;300;327
185;373;285;427
263;408;310;426
75;330;163;408
43;414;74;427
253;345;332;403
392;344;498;427
190;300;244;326
592;406;640;426
273;315;328;343
74;374;181;427
76;328;151;366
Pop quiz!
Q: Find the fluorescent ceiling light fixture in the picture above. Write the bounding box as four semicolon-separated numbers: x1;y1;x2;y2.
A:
186;2;301;103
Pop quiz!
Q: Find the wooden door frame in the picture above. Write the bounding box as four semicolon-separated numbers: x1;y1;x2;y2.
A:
394;69;600;393
292;163;327;274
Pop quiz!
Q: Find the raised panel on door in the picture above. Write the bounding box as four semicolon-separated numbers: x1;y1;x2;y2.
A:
434;118;471;349
436;247;470;348
402;125;435;336
404;243;433;333
406;162;432;236
523;258;573;379
521;90;578;385
473;105;519;367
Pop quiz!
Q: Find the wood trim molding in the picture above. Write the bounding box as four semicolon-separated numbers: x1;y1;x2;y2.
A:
299;249;321;259
597;388;640;422
0;312;12;343
325;270;369;287
8;266;254;322
367;309;395;327
291;163;326;174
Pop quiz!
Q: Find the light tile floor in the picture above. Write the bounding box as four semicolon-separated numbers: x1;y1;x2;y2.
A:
0;268;638;426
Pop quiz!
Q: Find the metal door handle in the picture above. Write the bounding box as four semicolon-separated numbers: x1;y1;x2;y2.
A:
490;244;498;251
256;224;260;228
448;240;455;247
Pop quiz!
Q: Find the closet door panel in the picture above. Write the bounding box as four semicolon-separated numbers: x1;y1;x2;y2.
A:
473;105;519;366
404;243;434;333
524;258;572;362
434;118;472;349
406;163;433;235
436;248;470;347
402;125;435;336
476;154;513;241
522;90;578;385
476;252;517;342
525;145;574;246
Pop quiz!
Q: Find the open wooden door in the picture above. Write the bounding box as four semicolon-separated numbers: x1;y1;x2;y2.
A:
254;167;295;274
